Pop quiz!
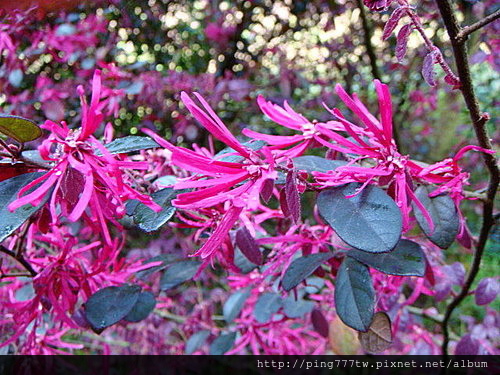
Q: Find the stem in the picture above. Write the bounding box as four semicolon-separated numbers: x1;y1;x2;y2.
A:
456;9;500;44
356;0;381;81
0;245;37;277
435;0;500;356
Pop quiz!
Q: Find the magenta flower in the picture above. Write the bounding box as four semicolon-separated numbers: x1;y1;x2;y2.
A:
8;70;160;244
144;92;278;260
242;95;343;158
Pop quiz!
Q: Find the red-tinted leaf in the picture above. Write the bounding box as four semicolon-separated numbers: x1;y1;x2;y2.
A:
422;52;437;86
285;170;301;224
383;7;406;40
260;178;274;203
396;24;412;62
0;162;37;182
235;227;263;265
311;308;329;338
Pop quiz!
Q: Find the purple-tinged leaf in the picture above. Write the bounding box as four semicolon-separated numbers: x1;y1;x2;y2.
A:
311;308;329;338
383;7;406;40
285;170;301;224
279;188;290;217
260;178;274;203
396;24;413;62
422;52;437;87
413;185;459;249
347;239;425;276
442;262;466;286
317;183;402;253
123;291;156;323
235;227;263;265
334;257;375;332
282;252;333;291
84;284;142;332
455;334;480;355
475;278;499;306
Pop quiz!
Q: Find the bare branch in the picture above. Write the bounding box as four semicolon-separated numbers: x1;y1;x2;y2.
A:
456;9;500;44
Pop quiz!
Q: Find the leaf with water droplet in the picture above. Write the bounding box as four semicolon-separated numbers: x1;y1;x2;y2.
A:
0;172;51;242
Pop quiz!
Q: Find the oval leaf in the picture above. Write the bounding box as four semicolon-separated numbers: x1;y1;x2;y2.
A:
185;330;210;354
346;239;425;276
102;136;159;154
209;332;236;355
334;257;375;332
254;292;282;323
285;170;300;224
223;289;251;323
358;312;392;353
475;278;499;306
0;114;42;143
84;285;142;331
0;172;51;242
282;252;333;291
160;260;201;291
283;296;314;318
133;188;178;232
413;185;459;249
317;183;402;253
311;308;329;338
293;156;347;173
235;227;263;265
123;291;156;323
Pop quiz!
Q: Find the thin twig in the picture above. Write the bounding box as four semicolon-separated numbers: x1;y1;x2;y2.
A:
0;245;37;277
356;0;381;81
435;0;500;357
456;9;500;44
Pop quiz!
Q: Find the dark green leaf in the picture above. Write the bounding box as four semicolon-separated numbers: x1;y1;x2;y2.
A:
84;285;142;331
185;330;210;354
282;253;333;291
413;185;459;249
160;260;200;291
102;136;159;154
254;292;282;323
0;173;50;242
293;156;347;173
223;289;251;323
346;239;425;276
282;296;315;318
317;183;402;253
209;332;236;355
132;188;178;232
123;291;156;323
334;257;375;332
0;114;42;143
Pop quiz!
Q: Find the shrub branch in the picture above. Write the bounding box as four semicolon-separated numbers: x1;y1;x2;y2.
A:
435;0;500;356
